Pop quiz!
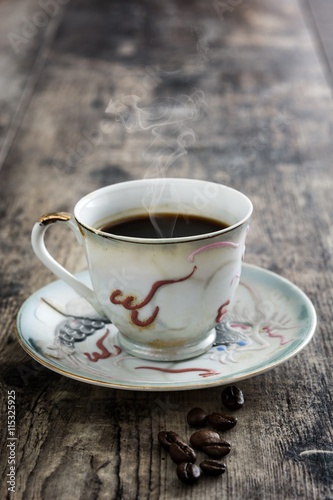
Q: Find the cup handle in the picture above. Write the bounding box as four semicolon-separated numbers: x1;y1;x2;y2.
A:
31;212;106;317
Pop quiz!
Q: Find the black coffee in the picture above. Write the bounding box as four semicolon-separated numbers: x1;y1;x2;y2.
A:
99;213;229;238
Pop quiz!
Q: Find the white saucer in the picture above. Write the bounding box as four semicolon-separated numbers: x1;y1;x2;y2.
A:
16;264;317;391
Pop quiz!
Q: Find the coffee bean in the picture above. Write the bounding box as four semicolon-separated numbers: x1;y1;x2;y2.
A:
158;431;182;450
187;407;208;428
176;462;201;484
202;440;231;458
190;430;221;450
207;412;237;431
169;441;197;464
221;386;244;411
200;459;226;476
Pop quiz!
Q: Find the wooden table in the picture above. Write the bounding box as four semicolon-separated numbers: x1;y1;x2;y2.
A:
1;0;332;498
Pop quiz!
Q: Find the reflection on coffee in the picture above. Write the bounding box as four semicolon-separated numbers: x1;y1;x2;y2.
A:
99;212;229;238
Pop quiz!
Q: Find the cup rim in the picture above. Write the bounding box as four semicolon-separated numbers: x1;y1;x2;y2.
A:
74;178;253;244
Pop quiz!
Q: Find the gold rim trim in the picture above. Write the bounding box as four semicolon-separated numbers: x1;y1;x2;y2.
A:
14;317;316;392
76;215;252;246
14;325;315;390
38;212;72;226
14;264;317;391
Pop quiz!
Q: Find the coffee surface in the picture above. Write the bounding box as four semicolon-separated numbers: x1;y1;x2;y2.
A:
99;213;229;238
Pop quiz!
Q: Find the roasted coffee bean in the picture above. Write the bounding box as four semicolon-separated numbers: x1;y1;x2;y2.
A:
202;439;231;458
176;462;201;484
187;407;208;427
158;431;182;450
221;386;244;411
169;441;197;464
207;412;237;431
200;459;226;476
190;430;221;450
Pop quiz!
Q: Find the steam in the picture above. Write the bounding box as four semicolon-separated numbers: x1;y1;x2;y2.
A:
106;90;207;237
105;91;206;133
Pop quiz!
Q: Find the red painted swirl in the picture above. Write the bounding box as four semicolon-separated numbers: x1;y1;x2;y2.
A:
110;266;197;310
135;366;220;377
131;307;159;327
110;266;197;327
83;330;122;362
215;299;230;323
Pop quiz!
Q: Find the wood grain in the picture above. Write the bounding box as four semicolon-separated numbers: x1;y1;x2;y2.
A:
304;0;333;89
1;0;333;498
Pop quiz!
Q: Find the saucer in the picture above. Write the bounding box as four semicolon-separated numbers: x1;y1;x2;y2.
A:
16;264;317;391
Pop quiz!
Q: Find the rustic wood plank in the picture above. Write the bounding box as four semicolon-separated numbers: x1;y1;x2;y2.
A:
0;0;69;170
1;0;333;498
303;0;333;89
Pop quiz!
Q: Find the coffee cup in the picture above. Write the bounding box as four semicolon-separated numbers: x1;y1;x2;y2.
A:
31;178;252;361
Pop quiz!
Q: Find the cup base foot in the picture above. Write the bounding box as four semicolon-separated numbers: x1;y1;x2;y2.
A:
117;328;216;362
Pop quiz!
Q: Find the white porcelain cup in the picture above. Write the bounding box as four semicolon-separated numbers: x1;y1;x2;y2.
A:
31;178;252;361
